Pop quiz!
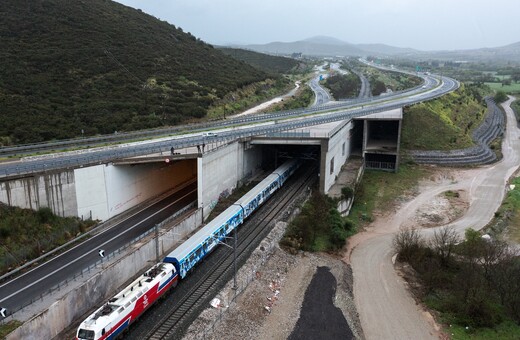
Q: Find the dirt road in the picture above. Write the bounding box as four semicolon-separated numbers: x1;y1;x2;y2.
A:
348;96;520;340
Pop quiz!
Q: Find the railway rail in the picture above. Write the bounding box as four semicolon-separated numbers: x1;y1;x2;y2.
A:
135;163;317;340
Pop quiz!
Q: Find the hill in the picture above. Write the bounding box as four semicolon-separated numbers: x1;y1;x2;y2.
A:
234;35;520;62
237;36;416;57
218;47;300;75
0;0;270;144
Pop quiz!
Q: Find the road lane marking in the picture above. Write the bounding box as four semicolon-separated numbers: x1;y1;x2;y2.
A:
0;189;196;304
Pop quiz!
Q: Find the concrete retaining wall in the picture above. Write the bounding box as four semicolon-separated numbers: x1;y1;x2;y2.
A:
6;209;203;340
199;141;262;220
0;170;77;217
324;122;352;193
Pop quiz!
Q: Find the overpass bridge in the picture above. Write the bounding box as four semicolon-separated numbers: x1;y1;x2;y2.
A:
0;68;458;220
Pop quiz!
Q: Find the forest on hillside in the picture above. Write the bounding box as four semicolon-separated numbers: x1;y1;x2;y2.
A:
0;0;280;144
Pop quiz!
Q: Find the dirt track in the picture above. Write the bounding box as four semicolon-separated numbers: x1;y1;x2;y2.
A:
347;97;520;339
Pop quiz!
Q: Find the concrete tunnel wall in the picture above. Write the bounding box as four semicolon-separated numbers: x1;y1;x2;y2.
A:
75;160;197;221
198;141;262;220
0;171;78;217
322;121;353;193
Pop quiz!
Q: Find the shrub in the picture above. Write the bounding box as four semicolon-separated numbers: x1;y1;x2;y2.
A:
392;227;425;262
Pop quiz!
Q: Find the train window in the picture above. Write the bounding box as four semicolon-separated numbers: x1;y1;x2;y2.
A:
78;329;95;340
102;328;106;336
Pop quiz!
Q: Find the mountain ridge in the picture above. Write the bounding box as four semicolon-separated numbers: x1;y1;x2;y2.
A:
232;36;520;61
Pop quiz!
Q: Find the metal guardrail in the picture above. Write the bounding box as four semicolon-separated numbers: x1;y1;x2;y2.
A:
0;201;197;324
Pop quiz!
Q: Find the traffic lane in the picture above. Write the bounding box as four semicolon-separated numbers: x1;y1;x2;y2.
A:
0;184;197;311
3;190;197;313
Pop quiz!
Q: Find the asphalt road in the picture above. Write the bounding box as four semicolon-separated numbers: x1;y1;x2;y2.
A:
350;97;520;340
0;182;197;317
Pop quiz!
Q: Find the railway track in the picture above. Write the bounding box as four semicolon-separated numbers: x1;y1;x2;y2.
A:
141;163;317;340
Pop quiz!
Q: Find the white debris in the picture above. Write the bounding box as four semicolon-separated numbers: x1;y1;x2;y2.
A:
210;298;221;309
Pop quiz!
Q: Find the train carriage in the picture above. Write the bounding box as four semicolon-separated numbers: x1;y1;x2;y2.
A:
163;205;243;279
236;159;300;219
76;263;177;340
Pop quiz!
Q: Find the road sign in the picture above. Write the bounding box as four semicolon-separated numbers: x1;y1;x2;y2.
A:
0;307;7;318
98;249;105;258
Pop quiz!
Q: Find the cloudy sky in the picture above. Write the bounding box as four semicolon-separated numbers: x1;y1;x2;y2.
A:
114;0;520;51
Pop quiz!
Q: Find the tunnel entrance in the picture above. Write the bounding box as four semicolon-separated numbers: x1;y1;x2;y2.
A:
262;144;321;169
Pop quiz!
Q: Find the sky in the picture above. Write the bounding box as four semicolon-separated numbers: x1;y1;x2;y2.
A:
114;0;520;51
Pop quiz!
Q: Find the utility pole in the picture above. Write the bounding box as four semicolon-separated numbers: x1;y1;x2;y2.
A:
155;224;160;264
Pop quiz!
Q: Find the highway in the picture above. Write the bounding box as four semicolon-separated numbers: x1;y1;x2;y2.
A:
0;71;458;179
0;182;197;319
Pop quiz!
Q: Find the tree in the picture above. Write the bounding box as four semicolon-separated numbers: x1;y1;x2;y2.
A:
494;91;508;103
429;226;460;266
393;227;425;262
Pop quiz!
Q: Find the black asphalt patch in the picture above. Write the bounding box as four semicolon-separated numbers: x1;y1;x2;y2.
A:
288;266;354;340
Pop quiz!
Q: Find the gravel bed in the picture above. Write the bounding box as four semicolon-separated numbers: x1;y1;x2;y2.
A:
181;221;364;340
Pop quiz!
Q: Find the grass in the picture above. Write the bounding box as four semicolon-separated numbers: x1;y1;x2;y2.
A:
206;78;291;119
0;205;96;275
348;163;429;227
485;82;520;94
0;320;22;338
448;321;520;340
487;176;520;243
402;84;486;150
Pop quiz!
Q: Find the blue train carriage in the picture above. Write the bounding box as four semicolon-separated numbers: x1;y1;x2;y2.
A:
236;159;300;220
275;159;300;186
163;205;243;279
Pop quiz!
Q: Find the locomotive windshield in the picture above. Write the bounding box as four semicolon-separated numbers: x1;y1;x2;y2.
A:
77;329;95;340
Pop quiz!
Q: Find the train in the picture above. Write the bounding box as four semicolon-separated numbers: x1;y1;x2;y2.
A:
76;159;300;340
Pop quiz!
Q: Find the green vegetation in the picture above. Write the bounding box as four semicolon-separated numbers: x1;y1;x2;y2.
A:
323;73;361;99
206;78;291;118
0;204;96;275
350;164;428;224
268;85;314;111
281;164;428;253
393;227;520;337
0;320;22;338
512;100;520;122
484;177;520;243
281;190;354;253
360;66;422;96
401;84;487;150
0;0;273;144
219;48;302;75
494;91;509;103
485;82;520;94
